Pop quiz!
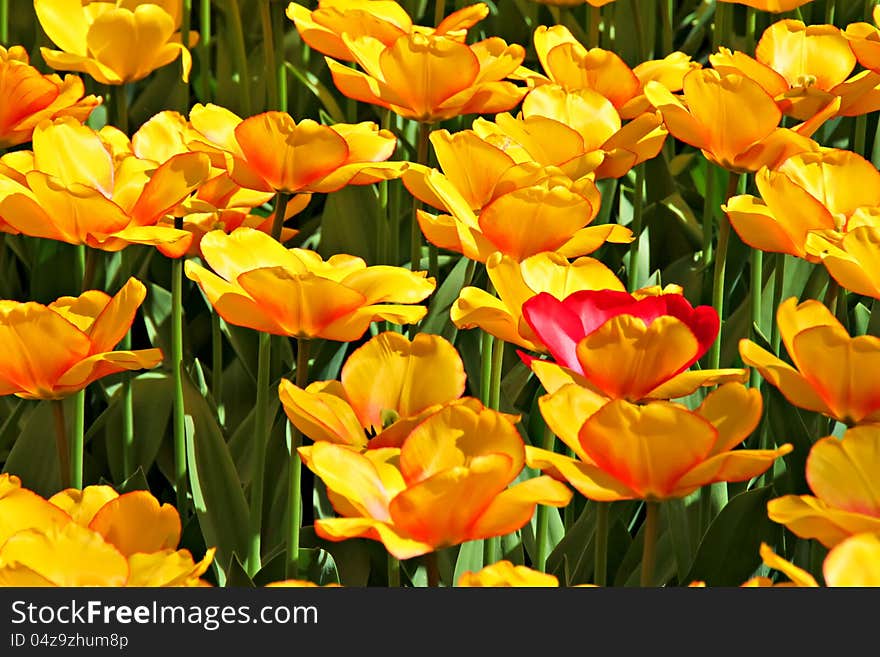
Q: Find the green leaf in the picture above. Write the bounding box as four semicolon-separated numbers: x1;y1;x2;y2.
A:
685;486;783;586
318;185;381;264
420;255;471;337
103;373;174;485
453;540;484;586
2;400;61;496
183;374;250;586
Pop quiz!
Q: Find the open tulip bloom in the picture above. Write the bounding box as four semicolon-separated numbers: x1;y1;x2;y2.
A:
185;227;434;340
740;297;880;425
403;129;631;262
299;403;572;559
521;288;746;402
710;19;880;122
527;382;792;502
287;0;490;62
644;68;820;173
0;278;162;400
0;45;99;149
0;474;213;586
767;425;880;548
34;0;198;85
0;117;210;256
279;331;470;449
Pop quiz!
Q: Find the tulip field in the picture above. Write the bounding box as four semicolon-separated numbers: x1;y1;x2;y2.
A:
2;0;880;590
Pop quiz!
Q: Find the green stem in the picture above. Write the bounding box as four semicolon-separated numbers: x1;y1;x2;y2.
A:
425;551;440;587
286;338;311;579
707;173;739;371
534;424;556;572
746;7;757;50
631;0;647;62
180;0;192;111
594;502;609;587
484;533;499;567
641;501;660;587
488;336;504;411
81;248;98;292
112;84;129;135
275;2;288;112
480;330;494;405
72;392;85;488
825;0;836;24
260;0;279;110
120;330;134;486
770;254;785;354
749;248;763;389
388;554;401;587
171;223;187;512
411;122;431;274
433;0;446;25
52;401;72;490
246;330;272;576
588;5;600;47
225;0;252;116
604;2;615;50
0;0;8;45
701;165;716;270
198;0;212;101
713;0;726;51
660;0;673;54
212;312;224;424
628;164;646;292
854;114;868;158
271;191;290;243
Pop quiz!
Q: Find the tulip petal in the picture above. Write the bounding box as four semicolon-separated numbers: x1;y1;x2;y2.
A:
672;445;793;497
0;474;71;548
470;475;572;539
278;379;366;447
235;113;350;193
824;533;880;587
739;338;832;415
87;491;180;556
0;523;129;586
452;285;529;348
538;383;605;460
646;368;749;399
86;277;146;354
54;349;163;396
525;445;635;502
314;517;434;560
184;261;282;333
555;224;633;258
806;428;880;517
429;129;514;210
696;383;763;455
127;548;214;587
34;0;90;55
575;314;700;400
0;302;90;399
579;399;717;499
340;331;465;431
317;303;427;341
48;485;118;527
767;494;880;548
341;266;434;304
130;152;211;226
758;543;819;587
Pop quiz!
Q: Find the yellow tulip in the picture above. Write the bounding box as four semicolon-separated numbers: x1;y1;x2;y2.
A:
0;117;211;257
0;475;214;586
458;560;560;587
287;0;488;61
35;0;198;85
326;31;527;123
527;383;792;502
740;297;880;425
300;403;571;559
725;149;880;260
185;227;434;340
0;45;99;148
0;278;162;400
768;425;880;548
452;251;624;351
474;84;668;180
403;129;630;262
279;331;467;449
521;25;700;119
645;68;818;173
710;20;877;122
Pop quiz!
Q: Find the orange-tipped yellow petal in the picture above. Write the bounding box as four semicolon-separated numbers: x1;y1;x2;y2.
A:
48;485;118;527
87;491;181;556
767;494;880;548
824;533;880;587
278;379;366;447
